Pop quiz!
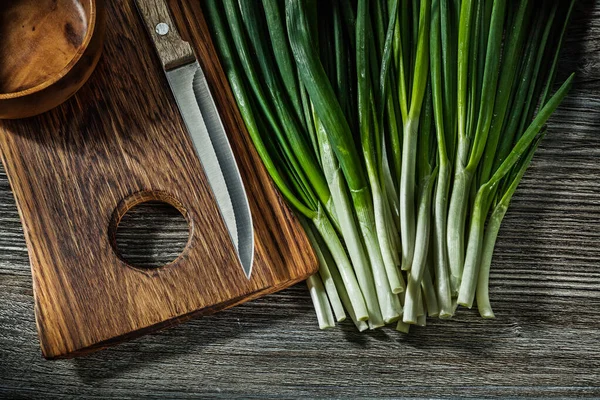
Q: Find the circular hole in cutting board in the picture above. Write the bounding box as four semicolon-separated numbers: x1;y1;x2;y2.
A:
114;201;190;269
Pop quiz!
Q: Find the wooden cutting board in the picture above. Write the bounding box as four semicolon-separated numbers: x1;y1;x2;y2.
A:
0;0;317;359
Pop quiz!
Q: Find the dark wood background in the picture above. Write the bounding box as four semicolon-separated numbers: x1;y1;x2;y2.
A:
1;1;599;398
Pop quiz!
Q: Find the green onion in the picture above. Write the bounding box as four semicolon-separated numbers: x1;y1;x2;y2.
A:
477;131;546;319
205;0;574;331
314;111;384;326
430;0;453;318
306;274;335;329
447;0;507;295
287;0;401;323
460;74;574;308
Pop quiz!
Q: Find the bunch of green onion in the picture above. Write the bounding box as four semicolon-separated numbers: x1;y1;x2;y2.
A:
205;0;575;331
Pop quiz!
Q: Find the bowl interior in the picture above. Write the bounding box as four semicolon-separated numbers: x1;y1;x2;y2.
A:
0;0;93;96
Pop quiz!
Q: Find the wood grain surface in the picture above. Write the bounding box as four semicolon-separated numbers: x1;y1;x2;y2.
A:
0;0;599;398
0;0;316;359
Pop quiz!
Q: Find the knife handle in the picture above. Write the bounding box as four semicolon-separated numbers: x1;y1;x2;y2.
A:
135;0;195;70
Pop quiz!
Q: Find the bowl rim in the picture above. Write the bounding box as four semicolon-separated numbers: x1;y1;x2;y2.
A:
0;0;98;100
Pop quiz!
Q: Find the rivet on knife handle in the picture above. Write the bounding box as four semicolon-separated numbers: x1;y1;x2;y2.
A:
135;0;195;70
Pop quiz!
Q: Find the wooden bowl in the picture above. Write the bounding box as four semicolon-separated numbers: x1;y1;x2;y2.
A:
0;0;105;119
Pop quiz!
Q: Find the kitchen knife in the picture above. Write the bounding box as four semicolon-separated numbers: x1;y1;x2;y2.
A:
135;0;254;278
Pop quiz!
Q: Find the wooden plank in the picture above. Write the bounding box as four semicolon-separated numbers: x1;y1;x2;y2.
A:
0;0;316;359
0;0;599;397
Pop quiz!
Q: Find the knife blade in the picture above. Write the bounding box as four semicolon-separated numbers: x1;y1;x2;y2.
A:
135;0;254;278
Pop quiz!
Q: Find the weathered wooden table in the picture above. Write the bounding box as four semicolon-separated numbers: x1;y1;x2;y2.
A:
1;2;599;398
